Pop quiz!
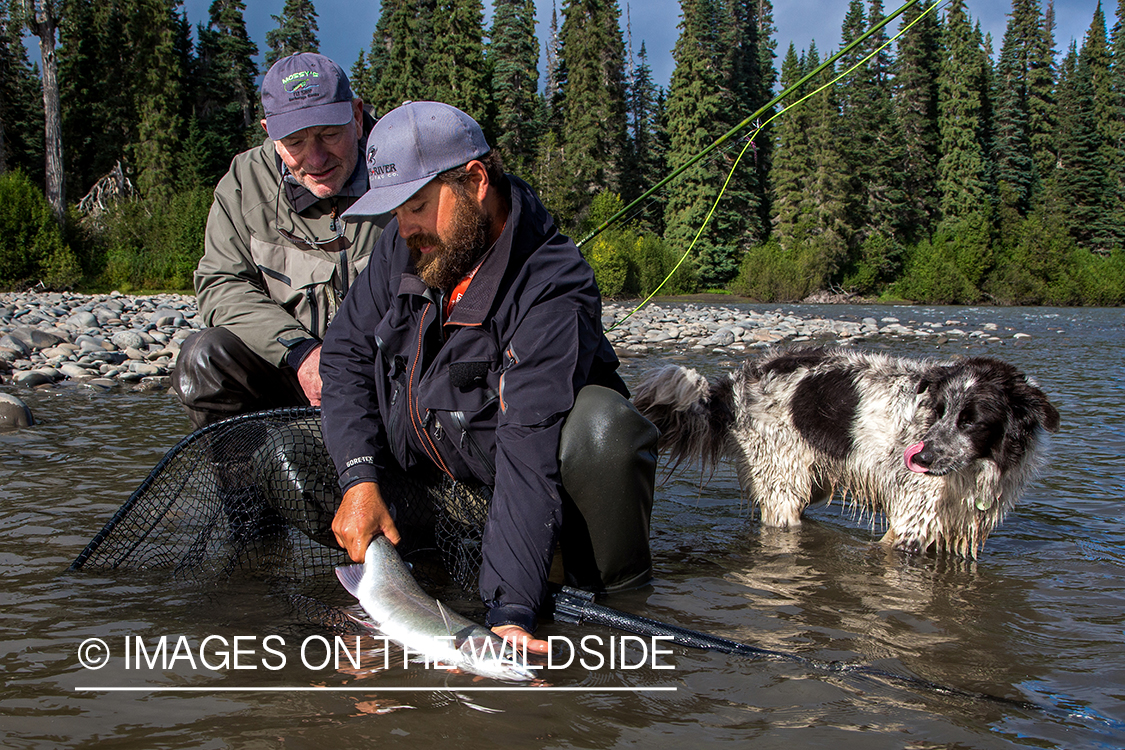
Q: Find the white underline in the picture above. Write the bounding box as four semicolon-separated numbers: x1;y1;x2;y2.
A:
76;686;677;693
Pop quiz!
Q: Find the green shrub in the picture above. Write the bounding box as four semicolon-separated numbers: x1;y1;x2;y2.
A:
890;235;980;304
92;187;212;291
0;170;81;290
729;239;829;302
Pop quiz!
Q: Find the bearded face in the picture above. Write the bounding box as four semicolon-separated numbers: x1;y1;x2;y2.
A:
407;188;492;292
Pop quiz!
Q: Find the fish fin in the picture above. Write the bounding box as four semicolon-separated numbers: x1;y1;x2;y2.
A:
436;599;454;637
335;563;365;599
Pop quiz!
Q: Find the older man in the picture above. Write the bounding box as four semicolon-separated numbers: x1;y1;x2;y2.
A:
172;53;382;429
319;102;658;652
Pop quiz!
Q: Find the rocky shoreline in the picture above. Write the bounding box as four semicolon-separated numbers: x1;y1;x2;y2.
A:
0;290;1036;425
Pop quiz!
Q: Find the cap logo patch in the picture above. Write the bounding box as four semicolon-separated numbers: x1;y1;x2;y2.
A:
282;70;321;100
367;146;397;180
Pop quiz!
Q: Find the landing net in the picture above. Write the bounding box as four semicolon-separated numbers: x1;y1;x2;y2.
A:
70;407;492;626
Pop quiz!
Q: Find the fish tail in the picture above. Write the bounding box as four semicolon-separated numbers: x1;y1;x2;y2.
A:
335;564;365;599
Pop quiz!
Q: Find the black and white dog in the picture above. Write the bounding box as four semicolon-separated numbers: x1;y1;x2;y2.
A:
633;348;1060;556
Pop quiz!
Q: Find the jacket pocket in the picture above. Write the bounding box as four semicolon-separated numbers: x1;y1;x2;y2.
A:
250;236;339;337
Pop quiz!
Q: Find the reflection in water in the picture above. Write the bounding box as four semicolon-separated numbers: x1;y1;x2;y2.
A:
1;305;1124;749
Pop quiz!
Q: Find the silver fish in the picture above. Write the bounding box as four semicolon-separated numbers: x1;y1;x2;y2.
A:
335;536;536;682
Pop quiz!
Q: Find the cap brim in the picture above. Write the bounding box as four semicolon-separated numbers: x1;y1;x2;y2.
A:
266;100;355;140
341;174;437;219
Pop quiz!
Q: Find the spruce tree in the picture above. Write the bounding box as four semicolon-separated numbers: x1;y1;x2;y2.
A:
0;0;44;181
556;0;628;224
429;0;488;126
893;0;941;239
804;44;851;281
1053;40;1116;251
936;0;990;226
349;50;372;104
992;3;1036;225
265;0;319;68
1082;2;1115;169
1028;0;1057;186
489;0;540;177
58;0;135;195
662;0;734;286
770;44;816;251
365;0;433;119
622;40;665;224
131;0;185;199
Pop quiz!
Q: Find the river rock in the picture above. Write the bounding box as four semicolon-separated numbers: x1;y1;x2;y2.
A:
0;392;33;428
8;327;67;351
111;330;146;350
13;370;53;387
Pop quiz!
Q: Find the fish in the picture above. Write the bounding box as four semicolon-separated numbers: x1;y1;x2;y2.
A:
335;536;536;683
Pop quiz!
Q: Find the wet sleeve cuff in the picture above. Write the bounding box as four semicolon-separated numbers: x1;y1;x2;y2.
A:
284;338;321;370
339;460;380;494
485;604;537;634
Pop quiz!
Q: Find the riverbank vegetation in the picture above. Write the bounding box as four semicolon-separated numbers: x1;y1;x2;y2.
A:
0;0;1123;305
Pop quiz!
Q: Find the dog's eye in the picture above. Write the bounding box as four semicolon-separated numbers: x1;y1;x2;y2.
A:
958;407;976;426
934;403;946;419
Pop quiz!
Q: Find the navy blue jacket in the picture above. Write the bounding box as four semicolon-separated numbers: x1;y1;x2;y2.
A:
320;175;625;632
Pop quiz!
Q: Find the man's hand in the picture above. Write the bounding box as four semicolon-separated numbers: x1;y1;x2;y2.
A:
332;482;400;561
297;344;322;406
492;624;550;655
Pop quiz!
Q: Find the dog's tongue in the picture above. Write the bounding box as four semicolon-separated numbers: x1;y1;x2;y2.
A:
904;442;929;473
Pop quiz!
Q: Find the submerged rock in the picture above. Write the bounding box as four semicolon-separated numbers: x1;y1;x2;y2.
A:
0;392;34;429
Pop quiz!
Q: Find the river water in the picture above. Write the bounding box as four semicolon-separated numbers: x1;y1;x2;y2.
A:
1;304;1123;749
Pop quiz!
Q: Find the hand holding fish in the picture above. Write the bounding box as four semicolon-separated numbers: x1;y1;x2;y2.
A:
492;624;550;655
333;482;400;561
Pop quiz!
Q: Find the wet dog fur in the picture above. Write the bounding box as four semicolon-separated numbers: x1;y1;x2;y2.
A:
632;347;1060;556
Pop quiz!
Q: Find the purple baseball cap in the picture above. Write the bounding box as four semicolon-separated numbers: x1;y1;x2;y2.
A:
342;101;491;219
261;53;355;141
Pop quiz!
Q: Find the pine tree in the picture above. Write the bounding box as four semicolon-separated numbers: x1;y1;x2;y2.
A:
1028;0;1057;185
556;0;628;224
1082;2;1115;168
842;0;904;243
992;1;1037;225
662;0;733;286
131;0;185;199
0;0;44;181
365;0;433;119
265;0;319;68
429;0;488;126
893;0;941;239
804;44;851;280
58;0;136;195
1053;40;1116;251
196;0;257;134
349;50;372;104
770;44;816;251
489;0;540;177
622;40;665;222
936;0;990;226
191;0;257;190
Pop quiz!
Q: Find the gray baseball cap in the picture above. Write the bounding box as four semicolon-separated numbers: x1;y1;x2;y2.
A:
343;101;491;219
261;53;355;141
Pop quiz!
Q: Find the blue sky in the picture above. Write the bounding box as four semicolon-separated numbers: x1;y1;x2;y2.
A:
179;0;1110;91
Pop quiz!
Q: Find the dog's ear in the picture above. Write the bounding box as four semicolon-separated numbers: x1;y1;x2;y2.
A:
1018;381;1060;432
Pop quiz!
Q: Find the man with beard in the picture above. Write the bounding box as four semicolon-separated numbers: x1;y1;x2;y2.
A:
319;101;658;651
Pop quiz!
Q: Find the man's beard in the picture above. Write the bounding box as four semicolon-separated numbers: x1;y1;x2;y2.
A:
408;191;492;292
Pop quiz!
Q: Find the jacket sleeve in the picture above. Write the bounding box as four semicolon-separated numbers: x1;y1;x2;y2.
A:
194;161;315;367
319;232;396;492
480;299;604;633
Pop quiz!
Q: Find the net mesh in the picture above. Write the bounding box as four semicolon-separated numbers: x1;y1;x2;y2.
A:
70;407;493;625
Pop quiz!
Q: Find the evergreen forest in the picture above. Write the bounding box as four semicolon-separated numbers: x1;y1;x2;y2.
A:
1;0;1124;306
